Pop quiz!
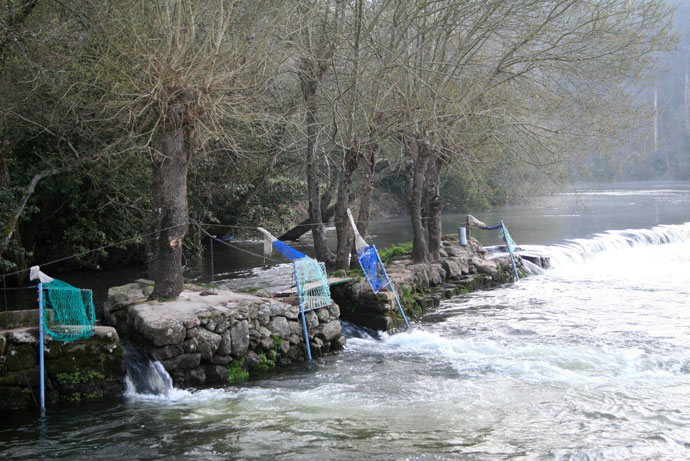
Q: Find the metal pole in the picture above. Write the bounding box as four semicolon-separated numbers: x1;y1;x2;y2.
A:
375;246;410;329
209;234;214;293
38;282;45;414
294;263;312;360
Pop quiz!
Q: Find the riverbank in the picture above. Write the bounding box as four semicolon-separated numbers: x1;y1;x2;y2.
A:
331;235;543;331
0;309;124;410
0;235;542;409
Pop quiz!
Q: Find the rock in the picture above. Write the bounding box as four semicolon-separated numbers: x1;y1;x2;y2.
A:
316;307;330;323
196;329;222;362
7;328;37;345
285;305;300;320
318;320;342;342
471;256;499;278
151;344;184;361
267;316;290;339
441;259;461;279
183;317;201;330
260;337;274;351
269;302;287;317
203;365;228;384
218;330;232;356
107;283;145;308
183;337;198;353
327;303;340;319
429;264;445;285
288;334;301;345
161;353;201;372
288;320;303;336
230;320;250;358
210;355;234;365
257;305;270;326
305;311;318;329
333;334;347;350
214;315;230;334
130;304;186;347
245;351;259;370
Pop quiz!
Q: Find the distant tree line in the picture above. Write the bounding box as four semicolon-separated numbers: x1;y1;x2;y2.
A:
0;0;675;298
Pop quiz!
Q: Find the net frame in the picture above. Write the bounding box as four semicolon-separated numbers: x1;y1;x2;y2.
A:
294;257;332;311
42;279;96;342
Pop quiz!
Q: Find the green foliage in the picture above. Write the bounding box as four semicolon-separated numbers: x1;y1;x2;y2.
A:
379;241;413;263
56;369;106;385
226;358;249;383
257;350;277;371
440;173;491;212
62;392;82;402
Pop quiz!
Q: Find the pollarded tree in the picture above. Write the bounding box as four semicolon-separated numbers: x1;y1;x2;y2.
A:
373;0;675;263
82;0;290;299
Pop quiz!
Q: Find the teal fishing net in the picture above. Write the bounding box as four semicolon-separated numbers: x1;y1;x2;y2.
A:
499;222;517;255
43;279;95;341
294;257;332;311
257;227;332;311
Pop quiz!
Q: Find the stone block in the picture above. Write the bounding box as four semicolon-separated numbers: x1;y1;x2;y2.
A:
268;316;290;338
316;307;330;323
131;305;186;347
218;330;232;356
318;320;342;342
151;344;184;361
7;328;37;345
161;353;201;372
196;329;222;362
203;365;228;384
257;305;270;326
305;311;318;329
442;259;461;279
230;320;249;358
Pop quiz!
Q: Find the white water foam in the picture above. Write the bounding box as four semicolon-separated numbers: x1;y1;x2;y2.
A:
371;329;688;385
522;222;690;268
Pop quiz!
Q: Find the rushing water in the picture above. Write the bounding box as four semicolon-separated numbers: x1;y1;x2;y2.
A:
3;182;690;460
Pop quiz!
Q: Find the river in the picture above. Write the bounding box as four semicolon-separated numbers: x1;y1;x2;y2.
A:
2;181;690;460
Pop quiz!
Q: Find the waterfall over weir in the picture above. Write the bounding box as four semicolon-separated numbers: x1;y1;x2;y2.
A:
523;222;690;268
123;343;174;397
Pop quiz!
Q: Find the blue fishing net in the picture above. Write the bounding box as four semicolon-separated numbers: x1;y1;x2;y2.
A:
272;239;307;262
357;245;390;294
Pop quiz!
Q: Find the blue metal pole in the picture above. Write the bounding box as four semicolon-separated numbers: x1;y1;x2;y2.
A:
38;282;45;413
294;263;312;360
371;245;410;330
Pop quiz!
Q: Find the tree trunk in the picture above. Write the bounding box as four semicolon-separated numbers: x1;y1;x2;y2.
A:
685;58;690;135
426;153;444;261
350;127;377;268
277;201;336;241
406;137;430;264
147;90;194;300
334;146;359;269
300;57;333;264
0;150;9;190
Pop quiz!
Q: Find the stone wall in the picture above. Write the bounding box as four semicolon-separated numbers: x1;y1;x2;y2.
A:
103;282;345;387
0;311;124;410
331;237;536;331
